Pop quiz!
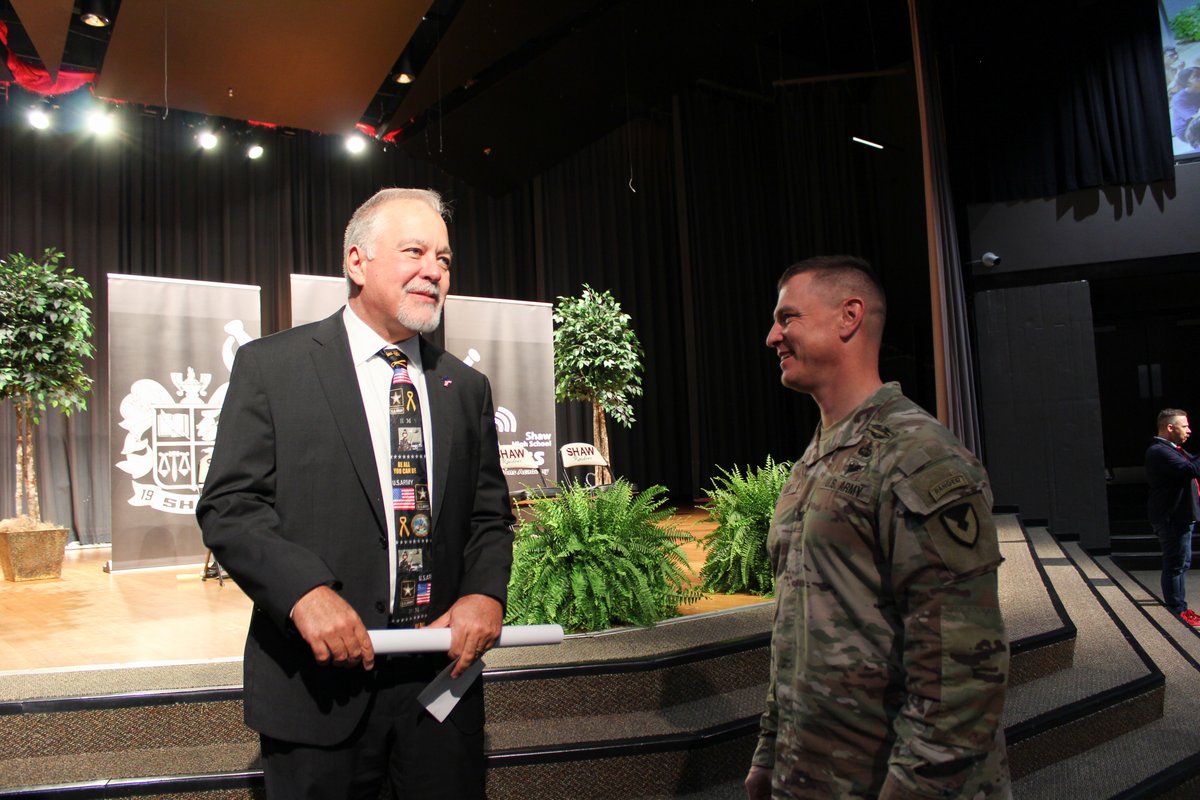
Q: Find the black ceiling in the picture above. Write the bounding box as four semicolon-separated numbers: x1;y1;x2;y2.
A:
1;0;917;193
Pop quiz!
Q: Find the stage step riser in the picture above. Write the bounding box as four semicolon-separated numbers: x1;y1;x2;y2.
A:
1109;534;1159;553
0;700;252;762
487;646;768;724
486;734;756;800
1111;553;1165;571
1009;638;1075;687
1007;684;1166;780
0;633;1058;769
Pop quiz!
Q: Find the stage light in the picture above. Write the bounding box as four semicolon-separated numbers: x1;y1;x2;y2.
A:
198;130;219;150
345;134;367;154
393;53;416;85
86;110;115;135
247;143;264;159
27;108;51;130
80;0;111;27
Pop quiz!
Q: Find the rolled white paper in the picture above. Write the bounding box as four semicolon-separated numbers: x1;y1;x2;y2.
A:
368;624;564;655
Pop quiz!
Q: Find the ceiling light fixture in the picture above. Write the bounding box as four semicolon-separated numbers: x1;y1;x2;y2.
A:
198;131;219;150
393;53;415;85
851;136;884;150
247;144;264;160
80;0;112;27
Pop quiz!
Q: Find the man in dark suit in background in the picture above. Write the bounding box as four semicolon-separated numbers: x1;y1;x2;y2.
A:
1145;408;1200;628
198;187;514;798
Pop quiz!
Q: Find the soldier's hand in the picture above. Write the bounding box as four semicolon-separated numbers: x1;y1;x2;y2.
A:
291;585;375;670
745;765;772;800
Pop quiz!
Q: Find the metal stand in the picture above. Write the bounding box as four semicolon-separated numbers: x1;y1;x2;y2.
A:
202;549;225;586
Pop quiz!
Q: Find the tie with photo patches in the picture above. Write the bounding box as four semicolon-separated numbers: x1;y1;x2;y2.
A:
380;346;434;628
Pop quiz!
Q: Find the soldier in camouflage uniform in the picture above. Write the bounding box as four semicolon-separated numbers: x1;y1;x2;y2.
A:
746;256;1010;800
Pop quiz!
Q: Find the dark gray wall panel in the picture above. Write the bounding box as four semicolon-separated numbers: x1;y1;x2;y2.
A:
976;282;1108;550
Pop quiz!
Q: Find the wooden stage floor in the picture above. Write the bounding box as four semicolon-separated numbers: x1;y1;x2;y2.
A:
0;508;768;673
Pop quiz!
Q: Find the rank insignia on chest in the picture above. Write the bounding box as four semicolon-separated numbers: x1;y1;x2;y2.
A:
866;423;894;441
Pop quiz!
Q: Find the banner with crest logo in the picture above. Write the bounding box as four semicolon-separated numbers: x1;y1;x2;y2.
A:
108;275;261;571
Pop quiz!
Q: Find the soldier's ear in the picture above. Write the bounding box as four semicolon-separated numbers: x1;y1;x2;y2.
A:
840;297;866;340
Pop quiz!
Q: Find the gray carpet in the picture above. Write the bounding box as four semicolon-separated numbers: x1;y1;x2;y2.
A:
1012;544;1200;799
1003;527;1153;729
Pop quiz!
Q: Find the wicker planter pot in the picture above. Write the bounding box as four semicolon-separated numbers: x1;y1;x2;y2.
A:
0;522;69;581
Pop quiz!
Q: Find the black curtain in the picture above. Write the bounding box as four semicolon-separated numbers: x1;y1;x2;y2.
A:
939;0;1175;203
677;76;933;485
2;72;935;537
0;94;533;539
534;117;694;500
677;85;818;482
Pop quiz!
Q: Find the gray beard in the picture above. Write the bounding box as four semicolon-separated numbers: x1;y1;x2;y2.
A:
396;303;443;334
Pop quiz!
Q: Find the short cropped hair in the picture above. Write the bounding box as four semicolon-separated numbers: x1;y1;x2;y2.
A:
777;255;887;325
1158;408;1188;429
343;188;447;261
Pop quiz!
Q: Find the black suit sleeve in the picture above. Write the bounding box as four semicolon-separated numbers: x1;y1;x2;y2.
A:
1147;442;1200;481
457;376;515;607
197;344;339;631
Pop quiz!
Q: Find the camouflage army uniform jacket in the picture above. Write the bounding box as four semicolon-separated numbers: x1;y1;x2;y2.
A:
753;383;1010;799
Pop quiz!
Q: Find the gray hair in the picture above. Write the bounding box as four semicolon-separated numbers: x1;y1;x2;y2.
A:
343;188;447;262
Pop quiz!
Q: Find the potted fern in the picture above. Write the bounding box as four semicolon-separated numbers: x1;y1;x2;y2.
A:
552;285;643;484
0;248;95;581
699;456;792;596
505;479;700;632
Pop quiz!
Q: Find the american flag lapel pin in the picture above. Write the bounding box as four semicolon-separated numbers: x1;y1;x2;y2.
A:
442;376;453;387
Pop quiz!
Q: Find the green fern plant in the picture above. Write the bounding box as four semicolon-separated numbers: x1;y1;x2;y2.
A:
700;456;792;595
505;479;701;633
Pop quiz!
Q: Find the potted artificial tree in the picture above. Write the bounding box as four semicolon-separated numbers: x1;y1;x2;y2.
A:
552;284;643;484
0;248;95;581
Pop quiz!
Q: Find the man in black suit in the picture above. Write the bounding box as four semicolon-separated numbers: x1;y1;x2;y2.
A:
198;187;514;798
1145;408;1200;628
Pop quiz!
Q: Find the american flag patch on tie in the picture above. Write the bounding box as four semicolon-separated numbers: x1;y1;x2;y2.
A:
391;366;410;385
416;582;431;604
393;486;416;510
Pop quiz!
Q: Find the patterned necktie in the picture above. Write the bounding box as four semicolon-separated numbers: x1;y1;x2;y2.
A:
380;346;434;628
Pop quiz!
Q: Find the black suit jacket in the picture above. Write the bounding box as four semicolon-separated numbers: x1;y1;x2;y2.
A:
197;310;513;745
1145;437;1200;526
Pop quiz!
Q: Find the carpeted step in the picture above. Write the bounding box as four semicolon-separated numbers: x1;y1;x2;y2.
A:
1010;548;1200;799
1006;529;1166;788
997;514;1076;687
